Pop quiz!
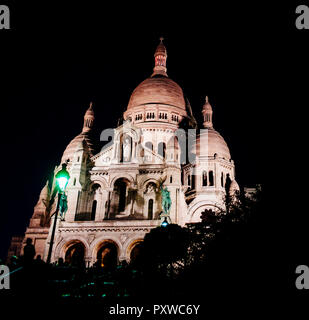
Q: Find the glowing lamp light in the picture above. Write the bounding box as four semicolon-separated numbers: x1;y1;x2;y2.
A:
161;217;169;227
56;164;70;192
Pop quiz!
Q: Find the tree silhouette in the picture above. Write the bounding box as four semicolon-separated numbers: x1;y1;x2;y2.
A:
141;224;189;274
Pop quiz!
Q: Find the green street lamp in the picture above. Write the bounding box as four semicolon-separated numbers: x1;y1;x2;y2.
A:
46;163;70;264
55;164;70;192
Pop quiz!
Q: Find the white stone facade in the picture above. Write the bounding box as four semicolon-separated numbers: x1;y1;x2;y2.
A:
21;39;239;266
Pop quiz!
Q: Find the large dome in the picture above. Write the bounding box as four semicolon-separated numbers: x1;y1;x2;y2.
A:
127;76;186;111
193;128;231;160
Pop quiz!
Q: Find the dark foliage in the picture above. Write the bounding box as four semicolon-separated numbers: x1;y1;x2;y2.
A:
2;186;279;307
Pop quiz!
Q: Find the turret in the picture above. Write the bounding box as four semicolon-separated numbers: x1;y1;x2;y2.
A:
29;181;50;227
152;37;168;77
82;102;94;133
202;96;213;129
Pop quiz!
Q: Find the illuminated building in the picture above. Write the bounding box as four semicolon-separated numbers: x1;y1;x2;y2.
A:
20;39;239;266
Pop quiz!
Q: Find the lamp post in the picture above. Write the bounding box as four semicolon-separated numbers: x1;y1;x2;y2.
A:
46;163;70;264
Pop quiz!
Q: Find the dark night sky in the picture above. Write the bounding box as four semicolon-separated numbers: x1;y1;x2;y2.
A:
0;2;290;260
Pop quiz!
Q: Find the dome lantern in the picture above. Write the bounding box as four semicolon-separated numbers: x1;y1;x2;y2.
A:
82;102;94;133
152;37;168;77
202;96;213;129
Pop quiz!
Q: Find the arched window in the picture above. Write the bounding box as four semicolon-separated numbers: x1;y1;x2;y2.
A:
221;172;224;187
109;178;130;219
158;142;166;158
209;170;214;186
202;171;207;186
73;177;76;186
118;182;127;212
145;141;153;151
148;199;154;220
91;200;97;220
170;176;173;183
188;174;191;186
191;174;196;189
225;173;232;192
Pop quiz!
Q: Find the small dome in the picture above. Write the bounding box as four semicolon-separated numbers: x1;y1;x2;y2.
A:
127;76;186;111
61;133;94;163
193;128;231;160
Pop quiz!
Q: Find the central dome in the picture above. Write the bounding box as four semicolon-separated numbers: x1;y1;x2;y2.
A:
127;75;186;111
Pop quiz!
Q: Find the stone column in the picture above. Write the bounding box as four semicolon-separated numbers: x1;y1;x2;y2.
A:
105;188;113;219
64;189;80;222
132;141;136;161
84;256;92;268
96;190;109;221
130;188;137;216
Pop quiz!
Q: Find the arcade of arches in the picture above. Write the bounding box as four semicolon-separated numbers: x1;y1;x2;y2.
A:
62;239;143;267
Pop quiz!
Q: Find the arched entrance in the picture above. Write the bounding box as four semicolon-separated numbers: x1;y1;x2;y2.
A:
96;241;118;270
65;242;85;267
110;178;131;218
129;241;143;268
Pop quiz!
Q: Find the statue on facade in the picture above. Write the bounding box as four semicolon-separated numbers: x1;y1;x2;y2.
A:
122;136;131;162
160;184;171;214
145;182;156;194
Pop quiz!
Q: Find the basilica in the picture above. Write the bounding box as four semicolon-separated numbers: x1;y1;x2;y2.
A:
15;39;240;266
